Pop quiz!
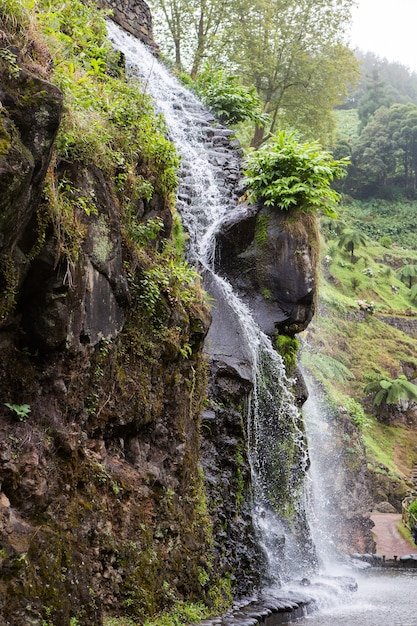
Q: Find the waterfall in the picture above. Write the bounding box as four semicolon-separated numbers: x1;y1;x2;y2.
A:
303;374;346;572
106;20;315;586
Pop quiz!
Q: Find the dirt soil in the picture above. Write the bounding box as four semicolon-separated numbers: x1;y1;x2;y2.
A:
371;513;416;559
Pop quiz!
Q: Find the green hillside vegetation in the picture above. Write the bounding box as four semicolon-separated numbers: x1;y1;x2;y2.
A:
302;216;417;496
338;198;417;250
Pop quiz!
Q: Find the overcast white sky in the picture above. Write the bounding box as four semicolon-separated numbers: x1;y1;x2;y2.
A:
349;0;417;72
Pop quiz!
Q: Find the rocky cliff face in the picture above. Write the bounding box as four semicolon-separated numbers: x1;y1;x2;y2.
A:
89;0;155;47
0;24;219;626
0;6;322;626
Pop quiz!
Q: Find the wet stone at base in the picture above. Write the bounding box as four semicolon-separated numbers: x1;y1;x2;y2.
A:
193;593;315;626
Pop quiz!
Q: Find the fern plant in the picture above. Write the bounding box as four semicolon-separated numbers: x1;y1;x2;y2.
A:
243;130;349;217
364;375;417;407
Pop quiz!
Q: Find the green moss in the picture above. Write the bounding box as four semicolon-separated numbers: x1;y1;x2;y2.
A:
275;333;299;376
255;213;270;246
91;214;113;266
0;252;18;321
42;170;87;265
206;573;232;615
0;114;11;158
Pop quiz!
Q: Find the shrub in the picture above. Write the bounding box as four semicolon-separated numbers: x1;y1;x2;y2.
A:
185;63;268;127
0;0;30;34
36;0;179;202
243;131;349;217
379;235;392;248
364;374;417;407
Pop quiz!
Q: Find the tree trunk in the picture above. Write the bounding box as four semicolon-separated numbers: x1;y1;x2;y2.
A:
174;38;181;69
190;4;205;79
250;124;265;149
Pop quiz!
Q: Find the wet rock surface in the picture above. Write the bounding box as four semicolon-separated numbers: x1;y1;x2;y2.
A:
194;592;314;625
0;67;62;254
214;204;317;337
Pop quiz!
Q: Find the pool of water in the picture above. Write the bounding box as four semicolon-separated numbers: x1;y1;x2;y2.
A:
294;569;417;626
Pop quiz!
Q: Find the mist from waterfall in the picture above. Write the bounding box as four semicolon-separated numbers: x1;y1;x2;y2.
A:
302;374;347;573
106;20;316;586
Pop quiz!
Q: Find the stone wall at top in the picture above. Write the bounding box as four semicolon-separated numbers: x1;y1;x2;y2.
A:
96;0;155;47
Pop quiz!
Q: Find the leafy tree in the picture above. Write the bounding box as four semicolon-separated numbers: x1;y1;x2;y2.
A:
365;375;417;420
230;0;359;147
337;228;368;259
151;0;358;145
149;0;233;75
397;263;417;288
243;130;348;216
347;107;396;196
357;68;394;129
388;103;417;193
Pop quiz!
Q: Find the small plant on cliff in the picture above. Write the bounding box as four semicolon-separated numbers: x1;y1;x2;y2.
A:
36;0;179;204
0;0;30;34
4;402;31;421
243;130;349;217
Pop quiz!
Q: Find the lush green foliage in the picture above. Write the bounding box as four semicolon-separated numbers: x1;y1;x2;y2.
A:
397;264;417;289
183;63;267;126
338;197;417;250
302;216;417;488
104;601;210;626
243;131;348;216
149;0;233;76
409;498;417;520
350;103;417;197
232;0;358;146
364;375;417;408
335;55;417;199
0;0;31;33
275;334;298;376
36;0;179;202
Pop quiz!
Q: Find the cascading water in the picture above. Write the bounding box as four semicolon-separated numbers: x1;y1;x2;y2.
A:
107;19;316;588
302;374;348;572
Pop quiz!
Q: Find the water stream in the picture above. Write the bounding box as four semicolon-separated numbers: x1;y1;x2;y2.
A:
106;21;417;622
106;19;314;587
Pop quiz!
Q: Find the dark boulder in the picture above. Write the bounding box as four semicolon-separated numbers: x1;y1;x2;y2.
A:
214;203;317;337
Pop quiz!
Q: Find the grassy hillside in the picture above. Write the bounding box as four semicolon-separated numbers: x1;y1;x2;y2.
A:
301;204;417;505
